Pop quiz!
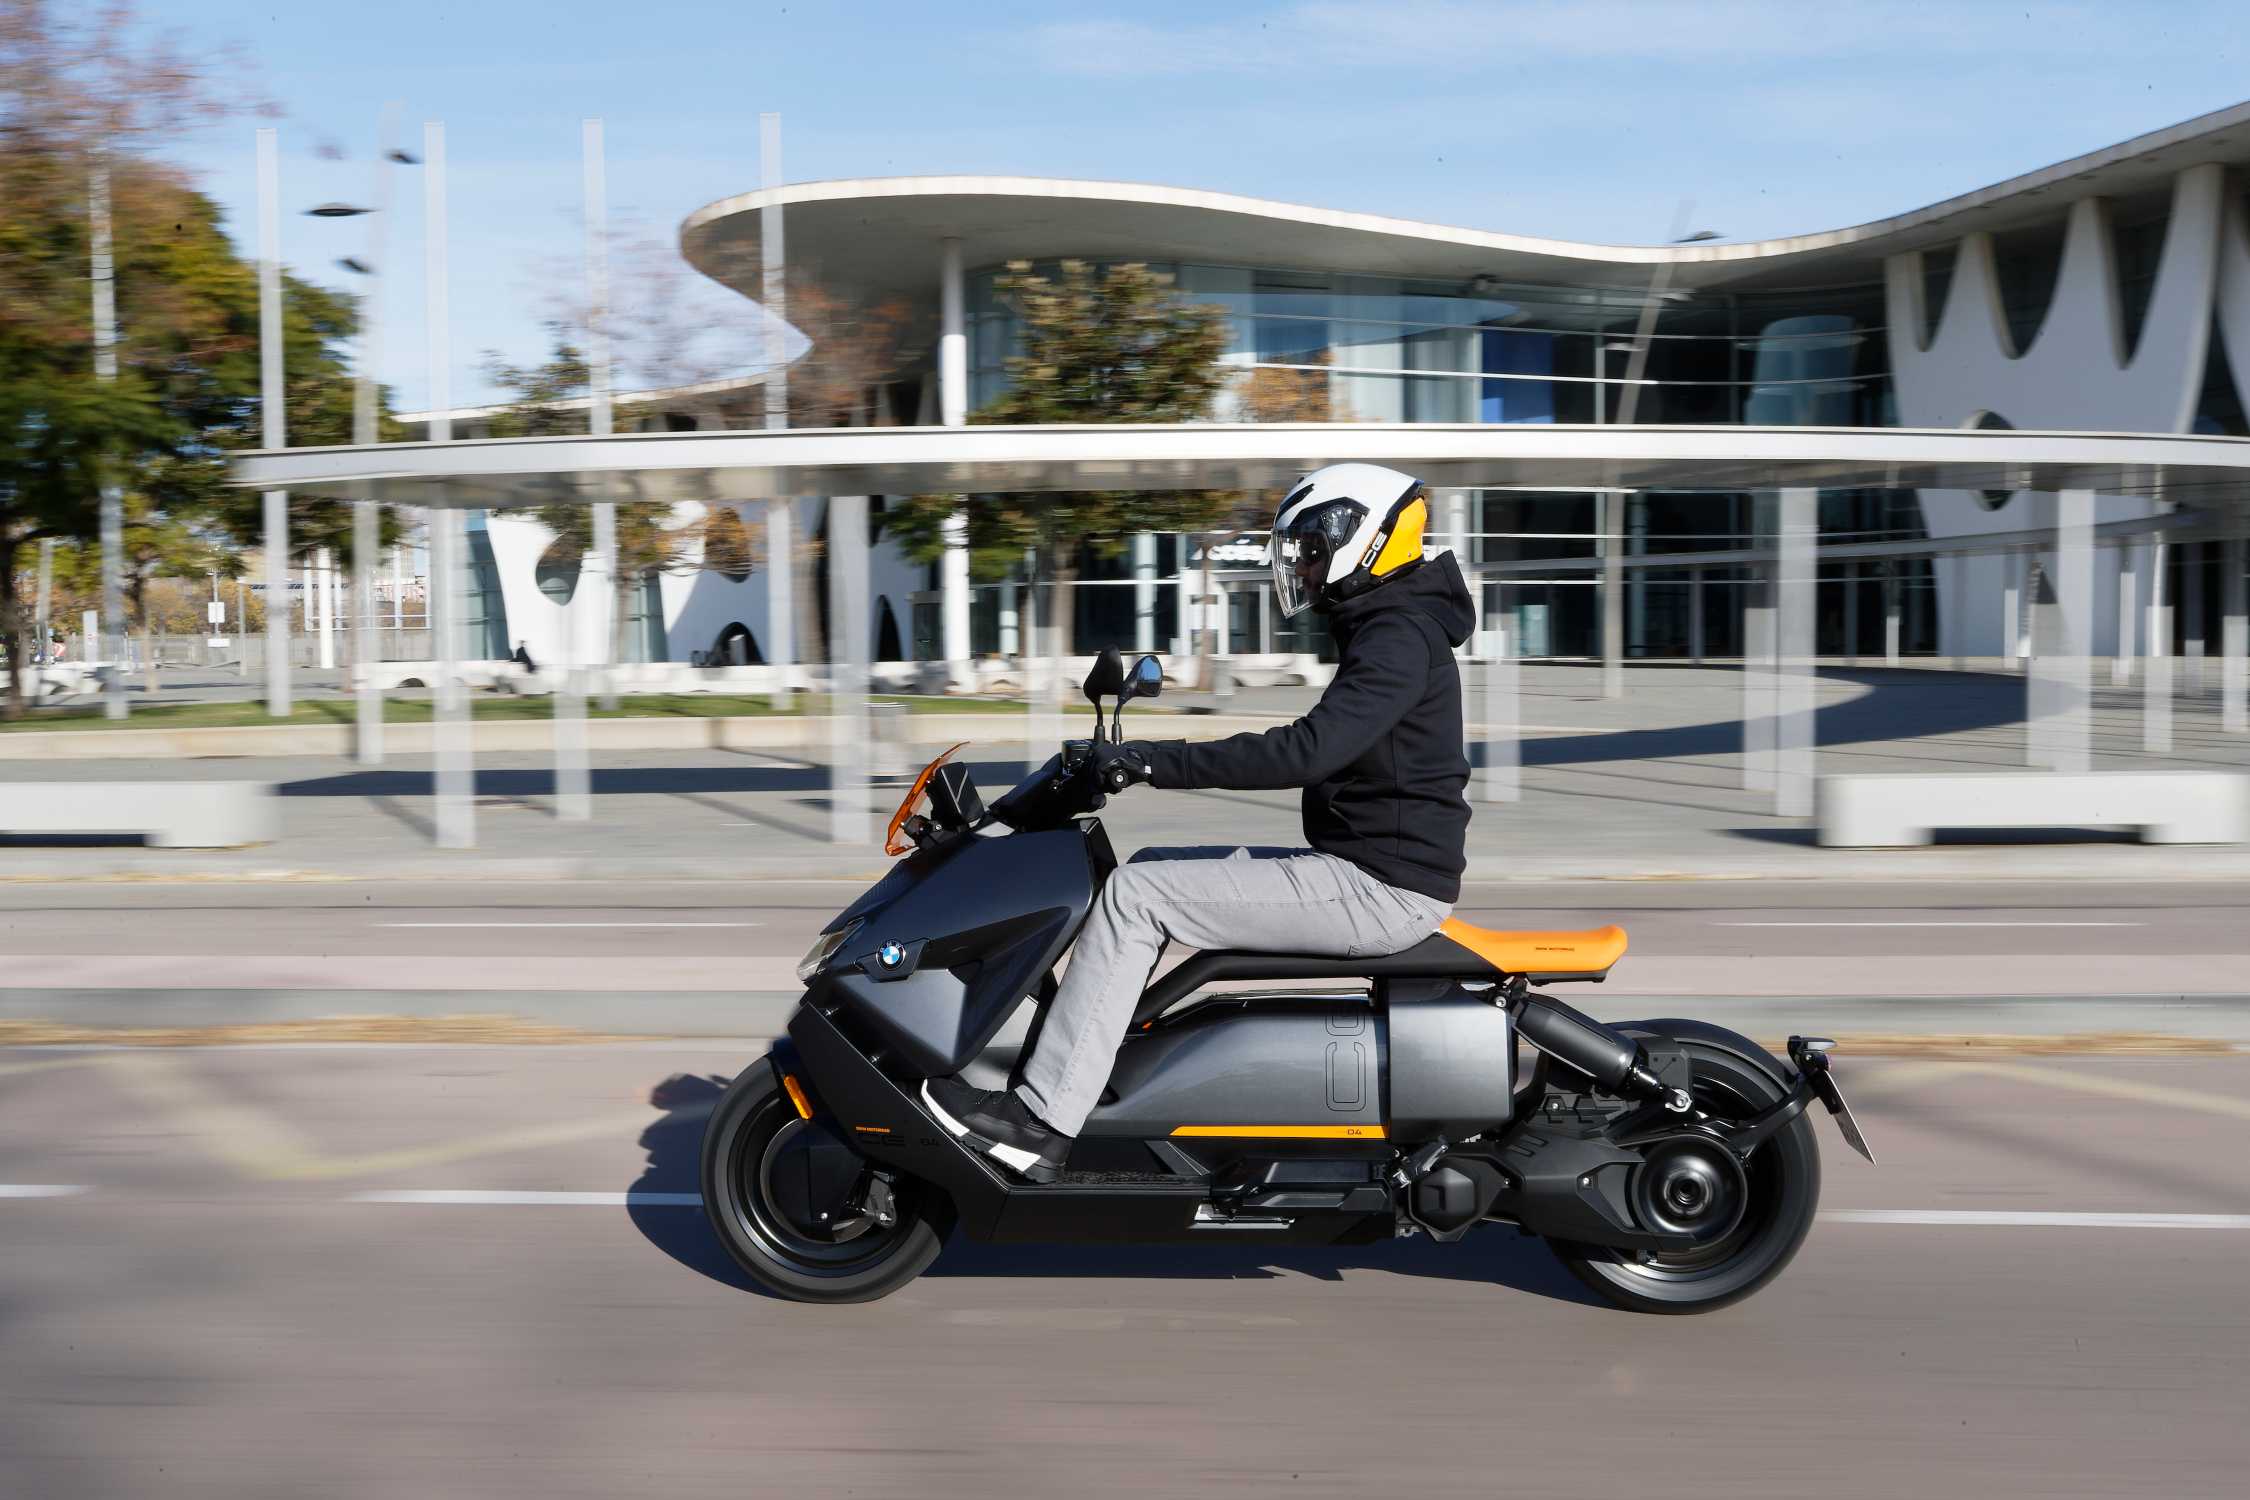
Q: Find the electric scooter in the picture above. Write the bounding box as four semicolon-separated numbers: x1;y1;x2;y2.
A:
700;650;1874;1313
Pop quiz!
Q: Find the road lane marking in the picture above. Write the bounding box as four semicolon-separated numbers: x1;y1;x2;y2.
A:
0;1184;88;1199
1714;921;2145;928
1880;1059;2250;1123
352;1190;700;1207
1824;1210;2250;1229
374;921;761;929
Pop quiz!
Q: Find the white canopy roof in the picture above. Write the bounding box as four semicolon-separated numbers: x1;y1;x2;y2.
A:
232;423;2250;512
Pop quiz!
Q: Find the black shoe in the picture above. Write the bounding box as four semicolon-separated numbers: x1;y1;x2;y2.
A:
920;1076;1070;1183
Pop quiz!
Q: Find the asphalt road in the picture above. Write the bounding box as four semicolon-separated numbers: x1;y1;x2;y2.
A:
2;1042;2246;1497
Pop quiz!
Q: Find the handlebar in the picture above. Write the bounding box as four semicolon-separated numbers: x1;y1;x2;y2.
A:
988;740;1110;832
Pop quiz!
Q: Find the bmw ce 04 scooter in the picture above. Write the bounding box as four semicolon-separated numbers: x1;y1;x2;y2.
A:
700;650;1875;1313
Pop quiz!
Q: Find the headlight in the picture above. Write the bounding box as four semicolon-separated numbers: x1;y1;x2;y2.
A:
796;919;864;984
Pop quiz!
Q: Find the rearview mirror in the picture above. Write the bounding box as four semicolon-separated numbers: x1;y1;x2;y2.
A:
1120;653;1163;703
1083;647;1125;705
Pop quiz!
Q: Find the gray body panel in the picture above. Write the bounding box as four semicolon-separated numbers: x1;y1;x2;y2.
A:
1386;980;1516;1140
1081;995;1387;1139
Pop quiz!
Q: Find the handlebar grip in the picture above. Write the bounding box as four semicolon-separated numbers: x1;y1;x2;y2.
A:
1103;764;1130;793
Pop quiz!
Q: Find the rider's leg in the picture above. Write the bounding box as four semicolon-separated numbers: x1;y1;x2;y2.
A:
1015;846;1450;1137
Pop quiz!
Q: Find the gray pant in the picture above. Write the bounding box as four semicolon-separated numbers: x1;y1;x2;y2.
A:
1016;846;1452;1135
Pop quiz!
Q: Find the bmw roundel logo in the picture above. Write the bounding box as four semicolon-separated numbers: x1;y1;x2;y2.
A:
877;941;906;969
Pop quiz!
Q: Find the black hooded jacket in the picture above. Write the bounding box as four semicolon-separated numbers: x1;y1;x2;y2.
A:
1139;552;1474;903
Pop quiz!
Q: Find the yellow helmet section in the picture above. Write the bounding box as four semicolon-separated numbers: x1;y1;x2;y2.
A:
1367;495;1427;578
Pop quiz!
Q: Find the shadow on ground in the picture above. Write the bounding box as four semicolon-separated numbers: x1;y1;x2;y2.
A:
626;1072;1605;1309
278;668;2030;799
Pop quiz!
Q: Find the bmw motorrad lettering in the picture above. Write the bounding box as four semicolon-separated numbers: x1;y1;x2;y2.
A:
699;650;1871;1313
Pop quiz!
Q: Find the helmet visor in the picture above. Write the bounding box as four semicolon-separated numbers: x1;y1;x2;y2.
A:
1270;499;1365;618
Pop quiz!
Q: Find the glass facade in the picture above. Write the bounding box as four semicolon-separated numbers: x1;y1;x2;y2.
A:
962;258;1931;660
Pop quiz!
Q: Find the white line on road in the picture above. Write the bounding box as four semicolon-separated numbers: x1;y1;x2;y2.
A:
1716;921;2145;928
1823;1210;2250;1229
0;1184;89;1199
374;922;760;930
350;1189;701;1207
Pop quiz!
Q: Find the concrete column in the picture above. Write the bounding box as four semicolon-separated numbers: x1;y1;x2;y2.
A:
2144;537;2173;754
255;127;291;719
1883;563;1902;665
829;494;871;845
2113;544;2138;685
2183;541;2207;695
314;549;337;669
1600;490;1624;698
353;498;382;764
1687;567;1705;664
2000;552;2021;674
1742;560;1776;794
1775;488;1817;818
1444;490;1471;656
2051;490;2094;772
1132;532;1158;654
262;496;291;717
2223;536;2247;734
1842;561;1859;665
1172;538;1191;655
766;501;794;710
938;237;972;687
1477;577;1519;804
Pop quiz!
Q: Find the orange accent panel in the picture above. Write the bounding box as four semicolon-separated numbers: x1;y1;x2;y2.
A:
852;1125;892;1135
1170;1123;1386;1140
1368;496;1427;577
1439;917;1628;975
780;1072;814;1120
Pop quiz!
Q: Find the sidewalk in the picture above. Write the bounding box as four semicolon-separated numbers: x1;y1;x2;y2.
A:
1;663;2246;883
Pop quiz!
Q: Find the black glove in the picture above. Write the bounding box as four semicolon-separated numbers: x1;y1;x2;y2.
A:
1092;740;1154;795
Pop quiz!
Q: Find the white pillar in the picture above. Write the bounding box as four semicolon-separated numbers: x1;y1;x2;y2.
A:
1132;532;1158;655
354;498;382;763
90;163;127;721
256;128;293;719
829;494;872;845
1775;488;1816;817
351;107;395;765
1883;563;1902;665
2034;492;2097;773
2114;544;2139;686
1600;490;1624;698
1742;562;1776;793
1841;561;1858;665
2223;536;2247;735
2145;537;2173;754
425;120;472;848
314;548;336;668
938;239;973;688
1476;578;1519;803
759;112;794;712
2183;541;2207;696
2001;553;2022;674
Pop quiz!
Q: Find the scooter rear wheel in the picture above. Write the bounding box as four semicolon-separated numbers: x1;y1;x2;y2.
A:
1548;1036;1820;1315
700;1057;954;1303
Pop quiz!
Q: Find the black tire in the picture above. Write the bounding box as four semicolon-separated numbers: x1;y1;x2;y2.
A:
1549;1034;1821;1315
700;1057;954;1303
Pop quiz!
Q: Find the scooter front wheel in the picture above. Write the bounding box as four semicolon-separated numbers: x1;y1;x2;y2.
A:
700;1056;954;1303
1548;1035;1821;1315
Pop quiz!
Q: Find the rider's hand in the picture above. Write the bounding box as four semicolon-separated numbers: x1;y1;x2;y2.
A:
1092;741;1153;795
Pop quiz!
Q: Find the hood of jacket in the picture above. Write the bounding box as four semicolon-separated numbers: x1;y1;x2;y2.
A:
1325;550;1475;649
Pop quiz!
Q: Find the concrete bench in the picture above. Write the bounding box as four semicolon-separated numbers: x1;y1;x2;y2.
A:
1816;771;2249;847
0;781;279;848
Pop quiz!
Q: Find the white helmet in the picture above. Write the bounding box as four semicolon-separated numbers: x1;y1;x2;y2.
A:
1269;463;1429;617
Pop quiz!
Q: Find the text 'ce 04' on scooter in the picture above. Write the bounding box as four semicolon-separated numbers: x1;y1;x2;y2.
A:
699;650;1874;1313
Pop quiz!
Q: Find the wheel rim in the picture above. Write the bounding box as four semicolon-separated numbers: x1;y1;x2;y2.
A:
724;1092;919;1276
1610;1072;1790;1285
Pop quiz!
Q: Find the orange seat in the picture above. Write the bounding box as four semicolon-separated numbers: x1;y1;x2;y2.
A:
1437;918;1628;977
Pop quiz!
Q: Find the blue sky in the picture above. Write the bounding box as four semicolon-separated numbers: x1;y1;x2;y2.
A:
149;0;2250;410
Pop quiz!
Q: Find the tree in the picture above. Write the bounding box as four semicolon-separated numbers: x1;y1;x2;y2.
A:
886;260;1257;657
0;0;374;713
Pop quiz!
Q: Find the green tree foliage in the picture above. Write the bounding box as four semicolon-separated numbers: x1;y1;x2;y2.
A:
885;260;1257;655
0;0;373;711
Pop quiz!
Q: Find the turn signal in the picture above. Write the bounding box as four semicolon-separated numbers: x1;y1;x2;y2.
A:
781;1073;813;1120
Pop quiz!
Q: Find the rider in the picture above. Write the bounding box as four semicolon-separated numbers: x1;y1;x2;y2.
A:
923;463;1475;1180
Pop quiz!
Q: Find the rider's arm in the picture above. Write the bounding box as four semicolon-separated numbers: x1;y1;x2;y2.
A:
1138;614;1429;791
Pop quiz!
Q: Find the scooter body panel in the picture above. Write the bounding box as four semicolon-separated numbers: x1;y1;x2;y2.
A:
814;826;1103;1077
